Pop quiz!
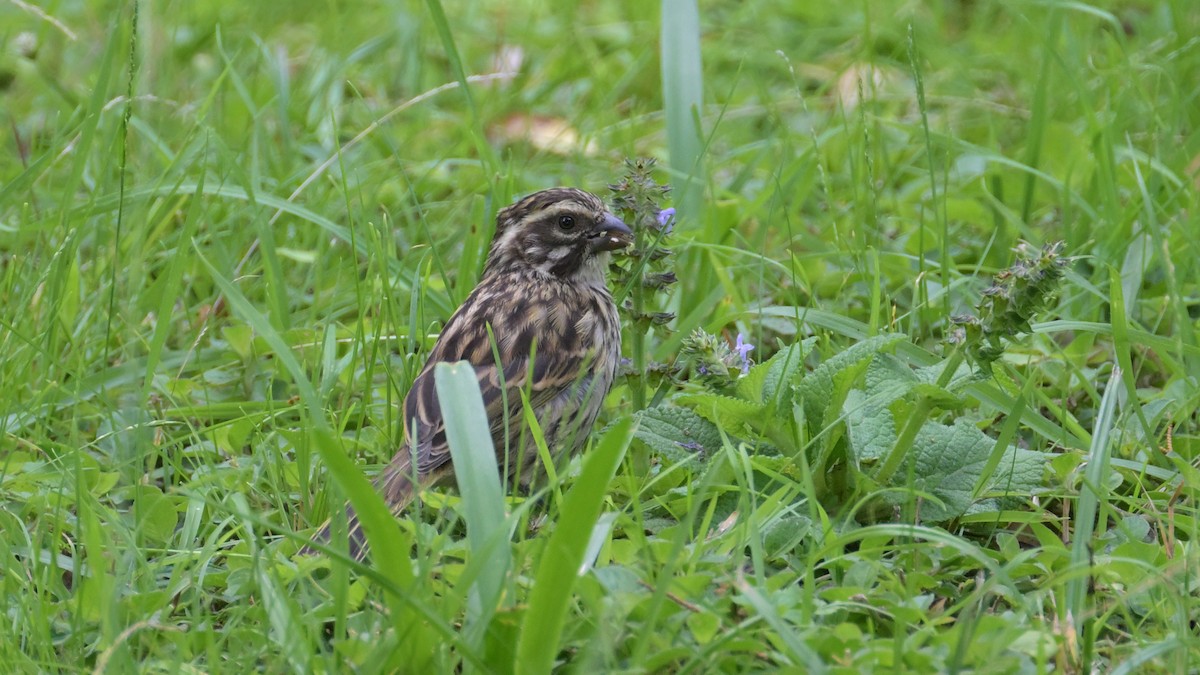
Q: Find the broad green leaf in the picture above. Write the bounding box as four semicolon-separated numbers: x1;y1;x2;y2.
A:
796;334;906;430
132;486;178;545
864;350;919;397
735;352;772;403
845;353;921;463
686;611;720;644
631;405;722;465
910;382;968;410
890;418;1045;522
220;325;254;360
739;337;815;408
675;392;765;432
844;389;897;465
746;454;800;480
762;513;812;560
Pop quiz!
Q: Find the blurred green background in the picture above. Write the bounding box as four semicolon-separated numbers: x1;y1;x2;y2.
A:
2;0;1198;671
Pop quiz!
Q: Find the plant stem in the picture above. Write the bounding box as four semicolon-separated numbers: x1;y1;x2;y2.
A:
630;250;647;410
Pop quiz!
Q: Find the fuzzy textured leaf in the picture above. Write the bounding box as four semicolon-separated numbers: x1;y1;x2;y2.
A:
632;405;723;465
740;338;815;407
845;389;898;465
896;419;1045;522
797;334;906;430
847;355;919;464
676;392;766;433
847;353;1045;520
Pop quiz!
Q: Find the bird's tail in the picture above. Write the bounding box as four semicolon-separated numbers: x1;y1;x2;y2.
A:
300;452;417;562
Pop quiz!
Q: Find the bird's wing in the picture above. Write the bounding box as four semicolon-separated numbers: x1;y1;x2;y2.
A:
399;277;595;480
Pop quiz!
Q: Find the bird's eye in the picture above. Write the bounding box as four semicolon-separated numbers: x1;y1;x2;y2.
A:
558;215;576;230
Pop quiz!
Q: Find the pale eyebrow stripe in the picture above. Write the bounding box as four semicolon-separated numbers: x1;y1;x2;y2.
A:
539;202;588;214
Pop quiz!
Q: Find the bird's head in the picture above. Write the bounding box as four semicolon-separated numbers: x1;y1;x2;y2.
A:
485;187;633;280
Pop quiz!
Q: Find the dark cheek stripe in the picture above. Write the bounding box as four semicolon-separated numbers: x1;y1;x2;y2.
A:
548;245;587;277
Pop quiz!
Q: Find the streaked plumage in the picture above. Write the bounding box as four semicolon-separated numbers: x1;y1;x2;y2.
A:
307;188;631;560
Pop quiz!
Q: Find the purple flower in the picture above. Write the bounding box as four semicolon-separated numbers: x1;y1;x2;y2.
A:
656;208;676;234
735;333;754;374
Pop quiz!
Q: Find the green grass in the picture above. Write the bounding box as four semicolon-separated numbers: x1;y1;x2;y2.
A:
2;0;1199;671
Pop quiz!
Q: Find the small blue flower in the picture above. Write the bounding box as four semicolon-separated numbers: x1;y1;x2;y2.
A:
735;333;754;374
656;207;676;234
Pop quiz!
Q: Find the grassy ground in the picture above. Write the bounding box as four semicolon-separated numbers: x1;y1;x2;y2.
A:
2;0;1198;671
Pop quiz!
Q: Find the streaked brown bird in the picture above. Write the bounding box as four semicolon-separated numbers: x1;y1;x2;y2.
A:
307;188;632;560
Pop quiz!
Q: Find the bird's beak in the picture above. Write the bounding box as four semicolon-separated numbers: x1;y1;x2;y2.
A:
589;213;633;252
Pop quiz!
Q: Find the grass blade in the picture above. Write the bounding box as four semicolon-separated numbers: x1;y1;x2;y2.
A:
515;418;633;675
660;0;704;219
434;361;511;658
193;244;448;668
422;0;497;174
1065;365;1121;634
